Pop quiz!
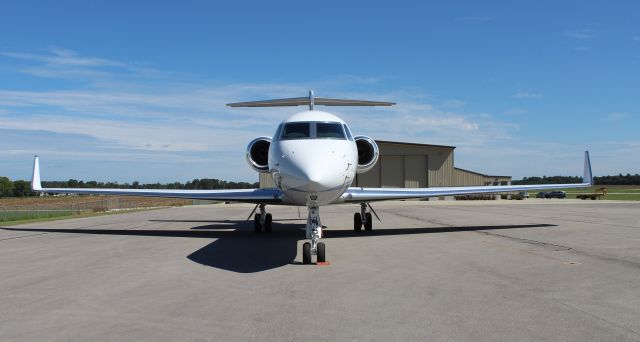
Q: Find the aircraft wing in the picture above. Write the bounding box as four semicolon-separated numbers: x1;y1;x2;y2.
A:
30;157;283;204
338;151;593;203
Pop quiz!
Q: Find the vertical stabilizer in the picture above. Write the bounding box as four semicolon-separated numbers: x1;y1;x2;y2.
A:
31;155;42;191
309;90;314;111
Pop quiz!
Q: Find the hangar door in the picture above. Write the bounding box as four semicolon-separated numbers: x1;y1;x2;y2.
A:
381;156;404;188
356;155;428;188
404;155;427;188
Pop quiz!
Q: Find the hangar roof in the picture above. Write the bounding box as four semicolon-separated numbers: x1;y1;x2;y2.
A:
455;167;512;179
375;140;456;150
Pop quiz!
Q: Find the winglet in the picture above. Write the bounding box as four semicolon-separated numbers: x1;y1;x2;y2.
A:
583;151;593;185
31;155;42;191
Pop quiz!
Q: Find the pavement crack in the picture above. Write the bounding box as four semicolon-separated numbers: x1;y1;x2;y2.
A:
552;297;640;338
477;231;572;251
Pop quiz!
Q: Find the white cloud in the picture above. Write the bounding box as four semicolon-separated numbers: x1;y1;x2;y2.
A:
572;46;591;52
504;109;528;116
564;29;596;39
512;91;542;99
606;112;630;122
2;48;634;182
442;99;466;108
457;16;493;24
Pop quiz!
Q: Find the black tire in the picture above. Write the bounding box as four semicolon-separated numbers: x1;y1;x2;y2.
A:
265;213;272;233
365;212;373;231
317;242;326;263
254;214;261;233
354;212;362;231
302;242;312;264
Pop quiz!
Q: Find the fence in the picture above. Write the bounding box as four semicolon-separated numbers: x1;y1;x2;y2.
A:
0;196;216;222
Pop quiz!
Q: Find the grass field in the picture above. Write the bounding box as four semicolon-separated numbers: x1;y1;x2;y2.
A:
0;195;196;224
1;209;75;222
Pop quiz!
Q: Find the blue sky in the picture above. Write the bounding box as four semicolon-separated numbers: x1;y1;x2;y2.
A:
1;0;638;183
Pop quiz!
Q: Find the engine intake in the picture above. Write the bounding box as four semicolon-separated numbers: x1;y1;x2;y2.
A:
246;137;272;173
354;136;379;173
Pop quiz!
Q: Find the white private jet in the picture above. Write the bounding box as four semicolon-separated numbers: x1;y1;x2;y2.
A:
30;91;593;264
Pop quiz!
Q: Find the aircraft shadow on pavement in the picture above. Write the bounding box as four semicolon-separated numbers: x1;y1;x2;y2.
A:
2;222;556;273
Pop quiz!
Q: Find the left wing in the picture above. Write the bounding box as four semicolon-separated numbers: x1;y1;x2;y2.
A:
337;151;593;203
30;156;283;204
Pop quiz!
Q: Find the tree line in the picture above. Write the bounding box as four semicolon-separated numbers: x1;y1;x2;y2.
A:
0;176;260;198
2;173;639;198
512;174;640;185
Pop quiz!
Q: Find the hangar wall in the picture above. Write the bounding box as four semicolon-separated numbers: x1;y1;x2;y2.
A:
259;140;511;189
454;168;512;186
354;141;455;188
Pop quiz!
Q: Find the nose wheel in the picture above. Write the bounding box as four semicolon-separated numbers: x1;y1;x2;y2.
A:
302;205;326;264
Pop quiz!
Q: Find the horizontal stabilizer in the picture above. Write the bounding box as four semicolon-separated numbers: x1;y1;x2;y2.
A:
227;97;395;107
227;90;395;109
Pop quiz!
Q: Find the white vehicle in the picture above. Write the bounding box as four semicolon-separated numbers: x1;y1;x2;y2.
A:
30;91;594;264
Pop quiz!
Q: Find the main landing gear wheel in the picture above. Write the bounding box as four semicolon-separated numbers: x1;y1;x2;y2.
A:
252;204;272;233
253;214;261;233
354;213;362;231
302;242;312;264
364;212;373;231
265;213;272;233
317;242;326;263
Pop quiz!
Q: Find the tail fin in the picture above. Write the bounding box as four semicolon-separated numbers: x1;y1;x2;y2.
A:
583;151;593;185
31;155;42;191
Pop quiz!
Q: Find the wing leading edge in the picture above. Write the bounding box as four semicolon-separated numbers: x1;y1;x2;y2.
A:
338;151;593;202
30;156;283;204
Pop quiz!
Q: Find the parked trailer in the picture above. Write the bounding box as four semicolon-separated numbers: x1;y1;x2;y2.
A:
576;188;607;200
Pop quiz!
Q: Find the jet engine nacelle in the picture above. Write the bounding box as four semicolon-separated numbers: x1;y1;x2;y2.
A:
246;137;272;173
354;136;379;173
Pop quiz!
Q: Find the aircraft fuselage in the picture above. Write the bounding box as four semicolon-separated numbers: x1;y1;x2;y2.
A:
267;111;358;206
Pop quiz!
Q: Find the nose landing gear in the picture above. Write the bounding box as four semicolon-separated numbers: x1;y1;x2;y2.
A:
302;205;326;264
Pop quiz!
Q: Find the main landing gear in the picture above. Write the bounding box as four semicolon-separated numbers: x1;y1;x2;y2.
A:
354;202;373;232
302;205;326;264
253;204;272;233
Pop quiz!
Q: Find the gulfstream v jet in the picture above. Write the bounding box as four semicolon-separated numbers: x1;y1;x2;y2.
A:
30;91;594;264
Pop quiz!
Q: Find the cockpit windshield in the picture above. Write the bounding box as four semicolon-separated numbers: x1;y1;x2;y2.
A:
279;121;349;140
282;122;311;140
316;122;346;139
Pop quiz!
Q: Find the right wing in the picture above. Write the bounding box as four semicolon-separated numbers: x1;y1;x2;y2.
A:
30;156;283;204
338;151;593;203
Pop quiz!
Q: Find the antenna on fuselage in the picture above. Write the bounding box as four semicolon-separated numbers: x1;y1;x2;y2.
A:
226;91;396;108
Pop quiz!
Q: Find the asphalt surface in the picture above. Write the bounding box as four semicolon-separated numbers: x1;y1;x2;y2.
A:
1;199;639;341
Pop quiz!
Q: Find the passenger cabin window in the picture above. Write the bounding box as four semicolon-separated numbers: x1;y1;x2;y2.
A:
316;122;346;139
281;122;310;140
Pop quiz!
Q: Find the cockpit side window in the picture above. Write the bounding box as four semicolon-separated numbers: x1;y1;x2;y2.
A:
281;122;310;140
273;123;284;141
316;122;346;139
343;124;353;141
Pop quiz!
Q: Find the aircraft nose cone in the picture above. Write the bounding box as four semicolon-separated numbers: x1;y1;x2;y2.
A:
303;169;330;191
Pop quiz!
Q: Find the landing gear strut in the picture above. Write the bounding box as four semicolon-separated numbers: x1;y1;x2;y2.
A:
302;205;326;264
253;204;272;233
354;202;373;232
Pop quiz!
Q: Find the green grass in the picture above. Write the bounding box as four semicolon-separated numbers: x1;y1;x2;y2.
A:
0;210;76;222
0;207;169;226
